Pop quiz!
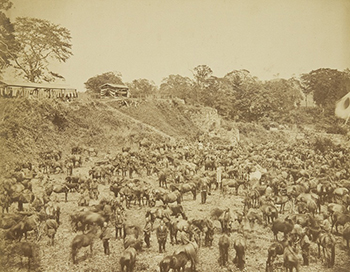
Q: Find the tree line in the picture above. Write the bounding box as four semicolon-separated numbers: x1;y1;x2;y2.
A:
1;0;349;128
85;66;350;127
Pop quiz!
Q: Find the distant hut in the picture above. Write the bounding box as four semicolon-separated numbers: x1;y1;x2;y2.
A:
100;83;129;98
0;80;77;100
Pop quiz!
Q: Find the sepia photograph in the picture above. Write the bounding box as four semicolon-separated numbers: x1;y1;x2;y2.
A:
0;0;350;271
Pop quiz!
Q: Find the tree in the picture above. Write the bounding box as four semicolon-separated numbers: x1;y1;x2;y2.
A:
301;68;350;112
11;17;73;82
159;74;193;100
263;78;304;113
0;0;12;10
127;78;157;98
223;70;266;121
84;71;124;93
0;0;17;74
191;65;213;102
192;65;213;87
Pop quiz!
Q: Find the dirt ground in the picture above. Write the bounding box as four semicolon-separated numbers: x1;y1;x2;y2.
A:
2;153;350;272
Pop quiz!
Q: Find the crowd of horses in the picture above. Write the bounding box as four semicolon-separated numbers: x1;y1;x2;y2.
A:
1;138;350;271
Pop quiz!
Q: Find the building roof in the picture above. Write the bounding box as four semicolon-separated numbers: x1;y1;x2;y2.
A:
100;83;129;89
0;80;76;90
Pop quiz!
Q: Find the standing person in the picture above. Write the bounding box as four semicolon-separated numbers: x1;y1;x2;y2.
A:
216;165;223;190
200;179;209;204
114;211;125;239
179;226;190;245
90;179;99;200
156;220;168;253
300;229;311;266
144;217;152;248
100;222;112;255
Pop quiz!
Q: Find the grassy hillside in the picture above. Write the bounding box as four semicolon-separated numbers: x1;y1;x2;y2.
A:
0;97;152;174
0;96;222;174
107;98;206;139
2;95;346;176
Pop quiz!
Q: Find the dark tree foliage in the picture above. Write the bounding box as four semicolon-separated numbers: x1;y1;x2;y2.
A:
0;0;12;10
0;0;17;73
301;68;350;112
84;72;124;93
159;74;193;100
262;78;303;113
127;78;157;98
12;17;73;82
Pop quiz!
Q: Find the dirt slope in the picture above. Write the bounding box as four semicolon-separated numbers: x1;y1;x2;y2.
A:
0;96;225;175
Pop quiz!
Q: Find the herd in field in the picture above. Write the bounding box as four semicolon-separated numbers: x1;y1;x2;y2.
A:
1;138;350;271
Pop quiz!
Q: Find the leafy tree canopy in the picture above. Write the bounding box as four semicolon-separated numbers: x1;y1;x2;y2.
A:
0;0;12;10
301;68;350;111
127;78;157;98
84;71;124;93
159;74;193;100
11;17;72;82
0;0;17;73
192;64;213;89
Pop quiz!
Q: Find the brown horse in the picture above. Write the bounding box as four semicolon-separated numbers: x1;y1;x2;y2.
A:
156;190;182;205
123;224;143;251
210;208;233;234
71;227;98;264
120;247;137;272
171;183;197;200
0;213;24;229
42;219;59;246
169;219;191;245
174;240;199;272
233;234;246;270
265;240;287;272
332;211;350;233
45;184;69;202
45;202;60;224
70;210;105;232
190;218;215;247
7;214;40;241
7;241;39;271
283;244;301;272
274;194;290;214
169;252;190;272
222;178;246;195
343;222;350;248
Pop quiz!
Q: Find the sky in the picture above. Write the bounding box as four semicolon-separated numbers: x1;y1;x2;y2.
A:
5;0;350;91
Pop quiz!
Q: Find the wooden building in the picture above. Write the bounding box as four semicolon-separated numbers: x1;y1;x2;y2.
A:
100;83;129;98
0;80;78;100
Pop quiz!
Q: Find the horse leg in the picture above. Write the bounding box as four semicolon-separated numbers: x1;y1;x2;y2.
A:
27;256;31;272
322;247;326;261
18;201;24;211
64;191;68;202
336;223;340;234
72;249;77;264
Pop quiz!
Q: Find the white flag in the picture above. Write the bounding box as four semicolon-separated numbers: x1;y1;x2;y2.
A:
335;92;350;120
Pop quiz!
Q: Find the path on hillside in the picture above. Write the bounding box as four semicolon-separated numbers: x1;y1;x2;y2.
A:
102;100;176;141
